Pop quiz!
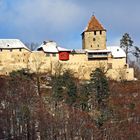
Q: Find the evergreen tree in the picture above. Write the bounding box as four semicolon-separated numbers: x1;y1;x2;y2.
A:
63;70;77;105
90;68;110;127
90;68;109;107
51;75;64;102
120;33;133;63
51;70;77;106
79;83;91;111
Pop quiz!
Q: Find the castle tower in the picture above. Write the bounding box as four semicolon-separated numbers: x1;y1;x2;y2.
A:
82;15;106;50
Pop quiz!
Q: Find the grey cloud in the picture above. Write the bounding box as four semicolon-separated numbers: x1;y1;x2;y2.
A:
0;0;86;44
12;0;85;31
0;0;140;48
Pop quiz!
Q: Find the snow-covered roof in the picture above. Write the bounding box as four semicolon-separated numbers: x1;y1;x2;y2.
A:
38;41;70;53
71;49;86;54
0;39;30;50
85;49;111;53
84;46;126;58
107;46;126;58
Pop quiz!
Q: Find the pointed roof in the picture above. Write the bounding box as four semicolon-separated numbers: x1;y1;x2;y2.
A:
84;15;106;32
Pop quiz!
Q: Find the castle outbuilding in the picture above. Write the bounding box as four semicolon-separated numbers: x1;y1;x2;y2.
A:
0;16;134;81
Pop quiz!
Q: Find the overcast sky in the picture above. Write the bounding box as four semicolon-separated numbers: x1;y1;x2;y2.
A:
0;0;140;49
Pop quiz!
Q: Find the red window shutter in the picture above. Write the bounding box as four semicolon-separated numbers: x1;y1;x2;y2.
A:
59;52;69;60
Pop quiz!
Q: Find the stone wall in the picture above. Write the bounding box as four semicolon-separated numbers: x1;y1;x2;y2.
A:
0;49;134;81
82;31;106;50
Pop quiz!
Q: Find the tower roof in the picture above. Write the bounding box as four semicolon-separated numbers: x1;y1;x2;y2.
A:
84;15;106;32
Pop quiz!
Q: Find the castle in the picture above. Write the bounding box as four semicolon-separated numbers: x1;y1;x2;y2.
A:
0;16;134;80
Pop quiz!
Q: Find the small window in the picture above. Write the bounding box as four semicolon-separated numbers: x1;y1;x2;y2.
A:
46;53;50;57
52;53;56;57
108;63;112;69
117;49;119;51
10;49;12;52
93;38;96;41
97;45;100;47
0;49;2;52
91;45;93;48
100;31;102;35
19;48;22;52
94;31;96;35
124;64;127;68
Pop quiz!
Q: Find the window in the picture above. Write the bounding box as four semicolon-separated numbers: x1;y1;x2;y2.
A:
93;38;96;41
91;45;93;48
94;31;96;35
100;31;102;35
108;63;112;69
46;53;50;57
97;45;100;47
10;49;12;52
19;48;22;52
0;49;2;52
124;64;127;68
52;53;56;57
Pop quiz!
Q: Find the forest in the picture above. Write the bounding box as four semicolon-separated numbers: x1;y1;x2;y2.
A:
0;64;140;140
0;33;140;140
